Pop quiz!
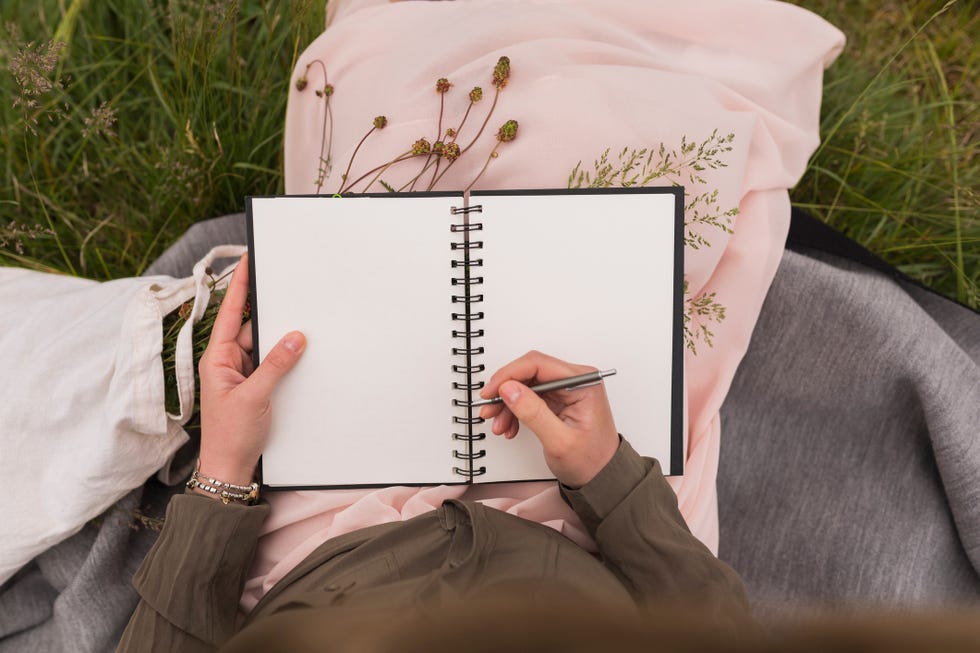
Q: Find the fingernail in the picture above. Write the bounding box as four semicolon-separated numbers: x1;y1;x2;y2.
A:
501;381;520;404
283;331;304;353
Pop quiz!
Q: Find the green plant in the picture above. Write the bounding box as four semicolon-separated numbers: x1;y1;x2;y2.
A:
0;0;324;279
789;0;978;308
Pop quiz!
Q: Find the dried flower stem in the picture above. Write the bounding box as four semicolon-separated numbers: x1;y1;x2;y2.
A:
363;155;408;192
307;59;334;194
337;126;377;194
410;93;446;192
398;160;434;192
464;144;500;193
428;161;442;189
455;86;500;157
463;118;518;192
449;101;474;144
420;100;475;191
431;86;500;188
341;151;416;193
315;99;334;193
401;137;442;192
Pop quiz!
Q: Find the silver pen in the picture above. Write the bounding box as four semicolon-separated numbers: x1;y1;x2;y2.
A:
468;369;617;407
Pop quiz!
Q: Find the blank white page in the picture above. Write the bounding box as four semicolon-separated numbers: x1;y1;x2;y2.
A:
251;195;459;487
474;192;678;482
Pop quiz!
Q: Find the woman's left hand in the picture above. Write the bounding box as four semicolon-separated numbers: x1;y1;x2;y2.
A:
197;253;306;486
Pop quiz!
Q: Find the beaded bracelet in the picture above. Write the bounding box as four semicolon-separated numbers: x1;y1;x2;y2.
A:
186;463;260;505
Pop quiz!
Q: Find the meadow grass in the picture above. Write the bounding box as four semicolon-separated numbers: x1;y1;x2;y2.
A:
1;0;324;278
791;0;978;308
1;0;977;308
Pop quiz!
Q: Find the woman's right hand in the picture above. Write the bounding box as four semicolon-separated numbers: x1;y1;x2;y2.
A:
197;254;306;488
478;351;619;489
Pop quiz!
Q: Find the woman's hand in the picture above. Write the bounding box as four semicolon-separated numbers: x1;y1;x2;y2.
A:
197;254;306;486
478;351;619;488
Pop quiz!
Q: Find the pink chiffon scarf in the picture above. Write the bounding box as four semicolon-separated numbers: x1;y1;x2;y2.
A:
241;0;844;613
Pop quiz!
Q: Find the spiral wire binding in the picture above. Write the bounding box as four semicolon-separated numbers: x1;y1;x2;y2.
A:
449;203;487;480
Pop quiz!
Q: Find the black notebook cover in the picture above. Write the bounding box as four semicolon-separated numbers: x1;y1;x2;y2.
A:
247;187;684;489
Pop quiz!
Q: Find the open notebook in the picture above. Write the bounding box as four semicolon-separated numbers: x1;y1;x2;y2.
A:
247;188;684;489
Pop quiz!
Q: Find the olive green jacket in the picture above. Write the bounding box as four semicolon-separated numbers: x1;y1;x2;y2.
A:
117;439;753;651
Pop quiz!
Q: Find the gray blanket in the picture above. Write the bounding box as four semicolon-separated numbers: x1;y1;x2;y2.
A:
718;243;980;620
1;213;977;651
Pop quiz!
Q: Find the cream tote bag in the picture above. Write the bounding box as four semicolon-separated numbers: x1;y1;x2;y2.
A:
0;245;244;587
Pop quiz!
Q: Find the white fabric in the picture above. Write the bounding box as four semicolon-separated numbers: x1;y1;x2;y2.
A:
0;245;244;587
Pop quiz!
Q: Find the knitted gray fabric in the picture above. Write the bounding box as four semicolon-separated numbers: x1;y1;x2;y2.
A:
0;489;159;652
717;247;980;620
2;214;977;651
142;214;249;278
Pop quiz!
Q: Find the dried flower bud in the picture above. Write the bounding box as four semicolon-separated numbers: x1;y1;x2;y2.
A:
205;266;214;276
373;115;388;129
469;87;483;103
445;127;456;138
496;119;518;142
315;89;323;97
411;138;431;155
492;56;510;88
295;76;308;91
442;142;461;161
436;77;452;94
323;84;334;97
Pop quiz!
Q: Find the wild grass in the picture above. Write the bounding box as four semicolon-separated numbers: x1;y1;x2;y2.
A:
0;0;323;278
1;0;976;309
789;0;978;308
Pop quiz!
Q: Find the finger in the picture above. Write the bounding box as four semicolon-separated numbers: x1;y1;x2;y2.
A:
479;401;506;420
505;410;521;439
490;413;501;435
498;380;567;447
241;331;306;401
506;416;520;439
481;350;591;399
210;254;250;346
237;320;253;352
491;408;514;436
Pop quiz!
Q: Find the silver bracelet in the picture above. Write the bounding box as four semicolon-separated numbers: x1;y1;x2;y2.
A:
186;462;259;505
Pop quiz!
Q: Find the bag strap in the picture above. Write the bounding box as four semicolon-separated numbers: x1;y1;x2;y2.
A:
166;244;247;424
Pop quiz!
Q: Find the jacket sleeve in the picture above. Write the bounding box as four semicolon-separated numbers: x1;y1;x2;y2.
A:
560;437;756;632
116;493;270;653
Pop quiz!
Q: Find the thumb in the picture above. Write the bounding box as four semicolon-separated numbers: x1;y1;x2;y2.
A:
499;380;566;445
244;331;306;401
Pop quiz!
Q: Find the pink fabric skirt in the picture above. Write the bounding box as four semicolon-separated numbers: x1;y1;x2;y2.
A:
242;0;844;612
